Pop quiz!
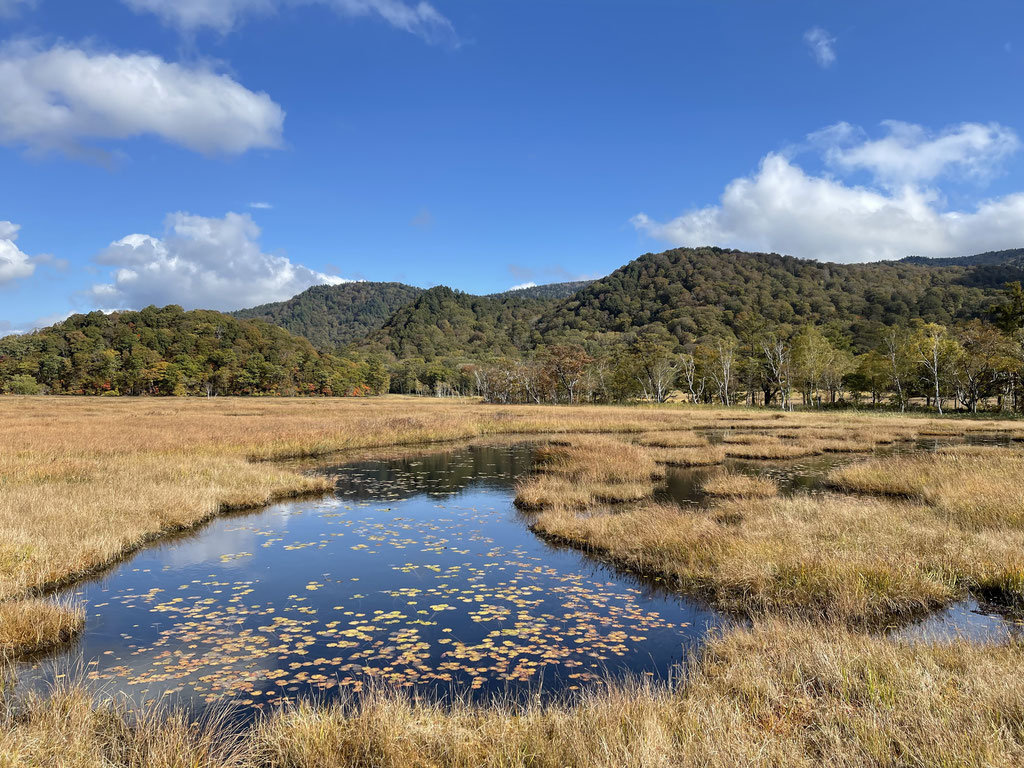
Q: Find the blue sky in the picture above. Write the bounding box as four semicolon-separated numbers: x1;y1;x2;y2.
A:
1;0;1023;332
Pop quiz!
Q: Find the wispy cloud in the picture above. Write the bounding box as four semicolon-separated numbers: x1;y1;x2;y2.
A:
249;202;273;209
804;27;836;68
0;0;34;18
410;207;434;229
809;120;1020;186
123;0;459;46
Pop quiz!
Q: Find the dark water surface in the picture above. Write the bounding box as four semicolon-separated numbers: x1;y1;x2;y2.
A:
20;443;724;714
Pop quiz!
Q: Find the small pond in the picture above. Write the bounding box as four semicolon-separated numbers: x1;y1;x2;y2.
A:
19;443;725;715
18;434;1022;717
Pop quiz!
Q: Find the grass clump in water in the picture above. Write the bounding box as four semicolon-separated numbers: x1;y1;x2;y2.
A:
700;470;778;498
0;599;84;657
514;437;661;510
723;436;823;460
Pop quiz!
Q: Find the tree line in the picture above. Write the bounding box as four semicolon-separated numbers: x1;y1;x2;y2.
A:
397;282;1024;414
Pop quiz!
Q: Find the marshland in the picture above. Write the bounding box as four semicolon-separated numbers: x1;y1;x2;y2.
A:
3;396;1024;766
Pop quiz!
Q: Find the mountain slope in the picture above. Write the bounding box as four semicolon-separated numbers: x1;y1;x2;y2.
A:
366;286;554;359
234;282;424;348
535;247;1024;350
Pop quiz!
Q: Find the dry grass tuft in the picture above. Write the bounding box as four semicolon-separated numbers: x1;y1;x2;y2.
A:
724;438;823;460
646;445;727;467
700;470;778;498
0;685;248;767
0;600;84;657
514;437;661;510
828;446;1024;528
635;431;709;448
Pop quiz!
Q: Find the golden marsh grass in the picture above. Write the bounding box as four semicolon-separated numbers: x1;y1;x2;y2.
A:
4;397;1024;764
0;600;83;658
700;470;778;498
4;622;1024;767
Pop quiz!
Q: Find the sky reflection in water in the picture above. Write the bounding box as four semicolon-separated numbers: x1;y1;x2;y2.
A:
23;443;723;715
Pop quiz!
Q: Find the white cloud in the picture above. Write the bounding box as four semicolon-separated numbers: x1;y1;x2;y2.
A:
123;0;457;45
0;41;284;156
811;120;1020;185
632;121;1024;263
804;27;836;68
0;221;36;285
88;212;348;311
0;0;34;18
249;201;273;209
508;282;537;291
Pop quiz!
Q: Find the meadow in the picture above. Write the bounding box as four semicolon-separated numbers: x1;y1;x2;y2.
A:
2;396;1024;766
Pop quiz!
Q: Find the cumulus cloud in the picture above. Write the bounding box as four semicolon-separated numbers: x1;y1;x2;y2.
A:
804;27;836;68
508;282;537;291
0;221;36;285
0;41;284;156
632;121;1024;263
123;0;457;45
88;212;347;311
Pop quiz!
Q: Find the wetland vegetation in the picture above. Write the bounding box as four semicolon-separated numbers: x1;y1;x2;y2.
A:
3;397;1024;766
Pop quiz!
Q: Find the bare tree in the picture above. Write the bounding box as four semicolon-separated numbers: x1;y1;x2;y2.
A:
705;338;736;407
680;352;706;404
760;337;791;410
913;323;957;414
883;327;910;413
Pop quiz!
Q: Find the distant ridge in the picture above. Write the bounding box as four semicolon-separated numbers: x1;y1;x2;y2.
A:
899;248;1024;268
234;280;595;351
233;282;424;348
487;281;595;301
367;285;560;360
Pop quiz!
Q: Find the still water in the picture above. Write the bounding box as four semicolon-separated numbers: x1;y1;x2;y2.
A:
21;443;724;714
20;436;1022;716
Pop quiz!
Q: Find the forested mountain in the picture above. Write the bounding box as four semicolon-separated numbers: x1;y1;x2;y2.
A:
365;286;552;359
353;247;1024;362
535;247;1024;352
900;248;1024;268
6;245;1024;400
233;282;423;348
0;305;387;396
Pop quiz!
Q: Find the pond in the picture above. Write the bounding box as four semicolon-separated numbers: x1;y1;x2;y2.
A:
18;442;725;715
18;435;1022;717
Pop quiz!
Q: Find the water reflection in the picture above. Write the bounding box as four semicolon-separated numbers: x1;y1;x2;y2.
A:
21;444;723;717
896;599;1024;644
19;434;1020;718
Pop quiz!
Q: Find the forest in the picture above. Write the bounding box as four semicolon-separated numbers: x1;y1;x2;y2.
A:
4;246;1024;411
0;305;388;397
